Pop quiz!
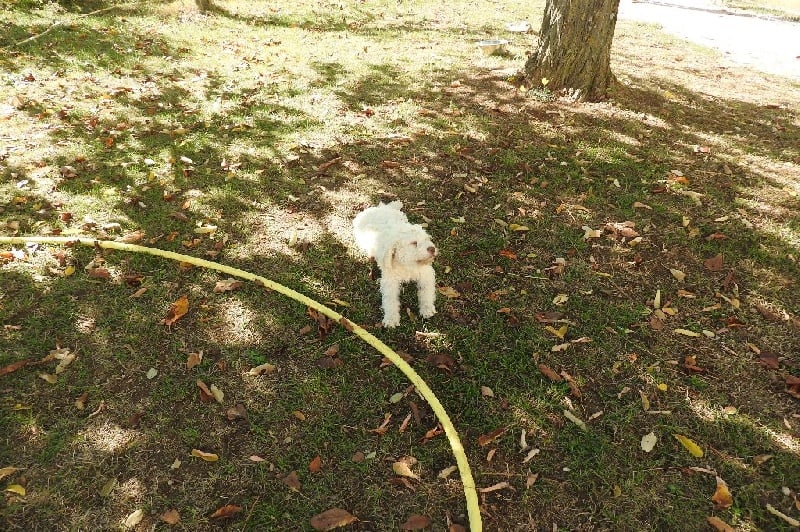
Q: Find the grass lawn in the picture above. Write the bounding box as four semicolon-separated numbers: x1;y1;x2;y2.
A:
1;0;799;530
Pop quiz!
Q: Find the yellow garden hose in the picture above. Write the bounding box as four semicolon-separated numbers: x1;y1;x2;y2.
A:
0;235;482;531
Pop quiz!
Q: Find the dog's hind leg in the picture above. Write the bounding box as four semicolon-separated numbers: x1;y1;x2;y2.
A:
380;277;402;327
417;266;437;319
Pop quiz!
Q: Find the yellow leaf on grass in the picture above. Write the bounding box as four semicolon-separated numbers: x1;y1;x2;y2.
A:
508;223;530;232
248;362;276;376
124;509;144;528
711;476;734;509
582;226;602;239
0;467;20;481
64;265;75;276
438;465;458;479
164;295;189;326
544;325;568;339
190;449;219;462
392;460;420;480
669;268;686;282
438;286;461;298
38;373;57;384
193;225;217;234
673;328;701;337
641;432;657;452
673;434;703;457
5;484;25;496
210;384;224;404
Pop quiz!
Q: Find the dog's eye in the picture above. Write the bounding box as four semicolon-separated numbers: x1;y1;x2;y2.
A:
411;241;418;246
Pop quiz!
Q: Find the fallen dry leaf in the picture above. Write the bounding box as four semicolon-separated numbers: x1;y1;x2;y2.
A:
124;509;144;527
706;516;734;532
641;432;657;452
479;481;512;493
210;504;242;519
478;426;507;447
310;508;358;531
197;379;214;402
38;373;57;384
669;268;686;282
711;476;733;509
213;278;243;293
392;459;420;480
674;434;703;457
766;503;800;527
401;514;432;530
538;364;563;382
210;384;224;404
309;455;323;473
544;325;568;339
74;392;89;410
438;465;458;479
371;413;392;435
283;470;301;492
438;286;461;299
0;467;20;481
164;295;189;326
87;267;110;279
248;362;277;376
160;508;181;525
186;351;203;369
0;359;30;377
226;403;247;421
564;410;588;431
704;254;724;272
190;449;219;462
561;370;582;398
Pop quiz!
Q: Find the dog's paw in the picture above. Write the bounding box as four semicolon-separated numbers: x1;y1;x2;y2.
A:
419;306;436;319
382;315;401;328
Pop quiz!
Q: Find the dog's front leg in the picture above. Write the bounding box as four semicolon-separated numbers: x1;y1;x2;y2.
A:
380;277;402;327
417;265;437;319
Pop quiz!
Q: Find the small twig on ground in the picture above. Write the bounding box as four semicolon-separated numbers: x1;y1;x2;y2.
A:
7;3;140;49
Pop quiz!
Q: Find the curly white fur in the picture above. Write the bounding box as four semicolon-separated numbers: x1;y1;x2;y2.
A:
353;201;437;328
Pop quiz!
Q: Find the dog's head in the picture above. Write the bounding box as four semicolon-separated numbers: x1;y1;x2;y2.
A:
383;225;437;272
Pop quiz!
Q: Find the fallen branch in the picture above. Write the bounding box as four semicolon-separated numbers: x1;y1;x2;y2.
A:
0;235;482;531
8;3;140;49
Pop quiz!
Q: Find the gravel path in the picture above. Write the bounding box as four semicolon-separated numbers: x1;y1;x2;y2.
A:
618;0;800;79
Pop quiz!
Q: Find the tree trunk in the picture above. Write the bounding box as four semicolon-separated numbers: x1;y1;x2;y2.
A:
195;0;213;12
524;0;621;102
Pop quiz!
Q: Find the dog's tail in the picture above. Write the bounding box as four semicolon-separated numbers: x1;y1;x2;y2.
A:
384;200;403;210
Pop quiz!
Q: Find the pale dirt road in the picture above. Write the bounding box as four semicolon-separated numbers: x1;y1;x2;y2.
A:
618;0;800;79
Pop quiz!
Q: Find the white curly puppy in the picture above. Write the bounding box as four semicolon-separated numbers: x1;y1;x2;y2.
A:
353;201;437;328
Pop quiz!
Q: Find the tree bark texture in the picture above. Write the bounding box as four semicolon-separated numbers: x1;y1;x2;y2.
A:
524;0;621;101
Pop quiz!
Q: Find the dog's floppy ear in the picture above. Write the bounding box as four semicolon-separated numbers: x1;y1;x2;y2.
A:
376;238;400;274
